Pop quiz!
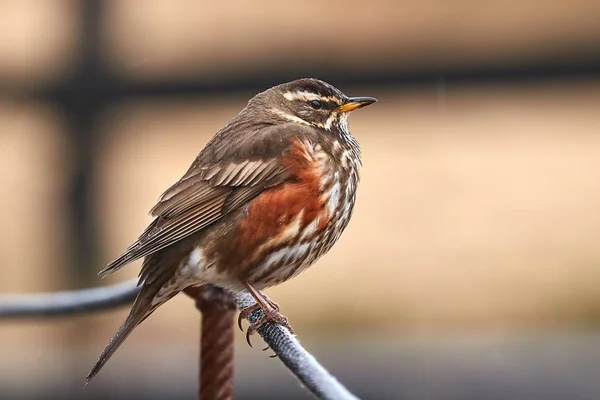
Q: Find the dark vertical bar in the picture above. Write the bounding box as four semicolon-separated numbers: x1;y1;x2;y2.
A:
66;0;105;287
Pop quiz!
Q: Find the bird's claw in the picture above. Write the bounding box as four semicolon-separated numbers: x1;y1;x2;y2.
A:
240;306;294;348
237;303;260;332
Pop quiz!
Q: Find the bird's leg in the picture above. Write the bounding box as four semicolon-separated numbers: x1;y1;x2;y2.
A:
237;283;282;325
238;282;294;347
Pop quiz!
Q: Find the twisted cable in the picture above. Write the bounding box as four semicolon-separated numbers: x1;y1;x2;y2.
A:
184;285;236;400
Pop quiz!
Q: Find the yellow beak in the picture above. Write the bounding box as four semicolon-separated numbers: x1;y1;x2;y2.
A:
338;96;377;113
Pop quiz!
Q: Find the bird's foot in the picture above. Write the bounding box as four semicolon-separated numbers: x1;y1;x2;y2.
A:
237;291;294;348
237;295;280;331
244;306;294;348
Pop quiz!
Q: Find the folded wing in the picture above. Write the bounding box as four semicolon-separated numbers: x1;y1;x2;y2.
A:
98;123;319;277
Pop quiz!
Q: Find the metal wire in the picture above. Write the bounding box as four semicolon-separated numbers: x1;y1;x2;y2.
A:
0;279;140;318
236;292;359;400
0;280;360;400
184;285;236;400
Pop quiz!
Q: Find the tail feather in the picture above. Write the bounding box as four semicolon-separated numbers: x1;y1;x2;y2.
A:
85;285;180;384
85;315;142;384
89;237;195;383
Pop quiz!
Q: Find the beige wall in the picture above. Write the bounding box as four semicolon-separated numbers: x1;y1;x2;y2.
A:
2;1;600;83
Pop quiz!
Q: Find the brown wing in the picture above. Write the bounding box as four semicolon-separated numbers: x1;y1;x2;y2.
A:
99;122;319;277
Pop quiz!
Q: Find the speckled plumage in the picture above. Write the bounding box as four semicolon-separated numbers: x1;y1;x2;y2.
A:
87;78;376;382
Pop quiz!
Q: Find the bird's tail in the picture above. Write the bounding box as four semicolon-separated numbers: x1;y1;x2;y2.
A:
85;281;180;384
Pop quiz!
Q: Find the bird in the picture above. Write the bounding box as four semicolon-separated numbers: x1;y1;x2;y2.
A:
86;78;376;382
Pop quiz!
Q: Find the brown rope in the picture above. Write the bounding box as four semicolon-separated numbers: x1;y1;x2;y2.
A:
184;285;236;400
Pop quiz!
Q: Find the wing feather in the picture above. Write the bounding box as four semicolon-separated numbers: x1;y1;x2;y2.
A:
99;123;319;278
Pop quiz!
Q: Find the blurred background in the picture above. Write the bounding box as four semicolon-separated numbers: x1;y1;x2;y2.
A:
1;1;600;399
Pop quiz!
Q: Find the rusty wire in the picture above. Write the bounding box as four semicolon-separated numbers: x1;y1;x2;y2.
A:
184;285;236;400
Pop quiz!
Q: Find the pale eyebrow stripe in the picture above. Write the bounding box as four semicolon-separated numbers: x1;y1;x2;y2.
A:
283;90;343;105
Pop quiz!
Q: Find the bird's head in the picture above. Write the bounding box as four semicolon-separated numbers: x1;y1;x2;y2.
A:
251;78;377;133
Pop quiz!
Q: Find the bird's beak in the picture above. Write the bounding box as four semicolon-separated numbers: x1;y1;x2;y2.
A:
338;96;378;113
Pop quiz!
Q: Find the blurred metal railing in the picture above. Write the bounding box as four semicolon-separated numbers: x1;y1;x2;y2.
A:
2;0;598;287
0;280;359;400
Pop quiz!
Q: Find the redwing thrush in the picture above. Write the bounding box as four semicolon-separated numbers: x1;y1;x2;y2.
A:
86;78;376;381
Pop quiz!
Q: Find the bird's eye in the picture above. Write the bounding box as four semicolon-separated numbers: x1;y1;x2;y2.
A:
309;100;322;110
